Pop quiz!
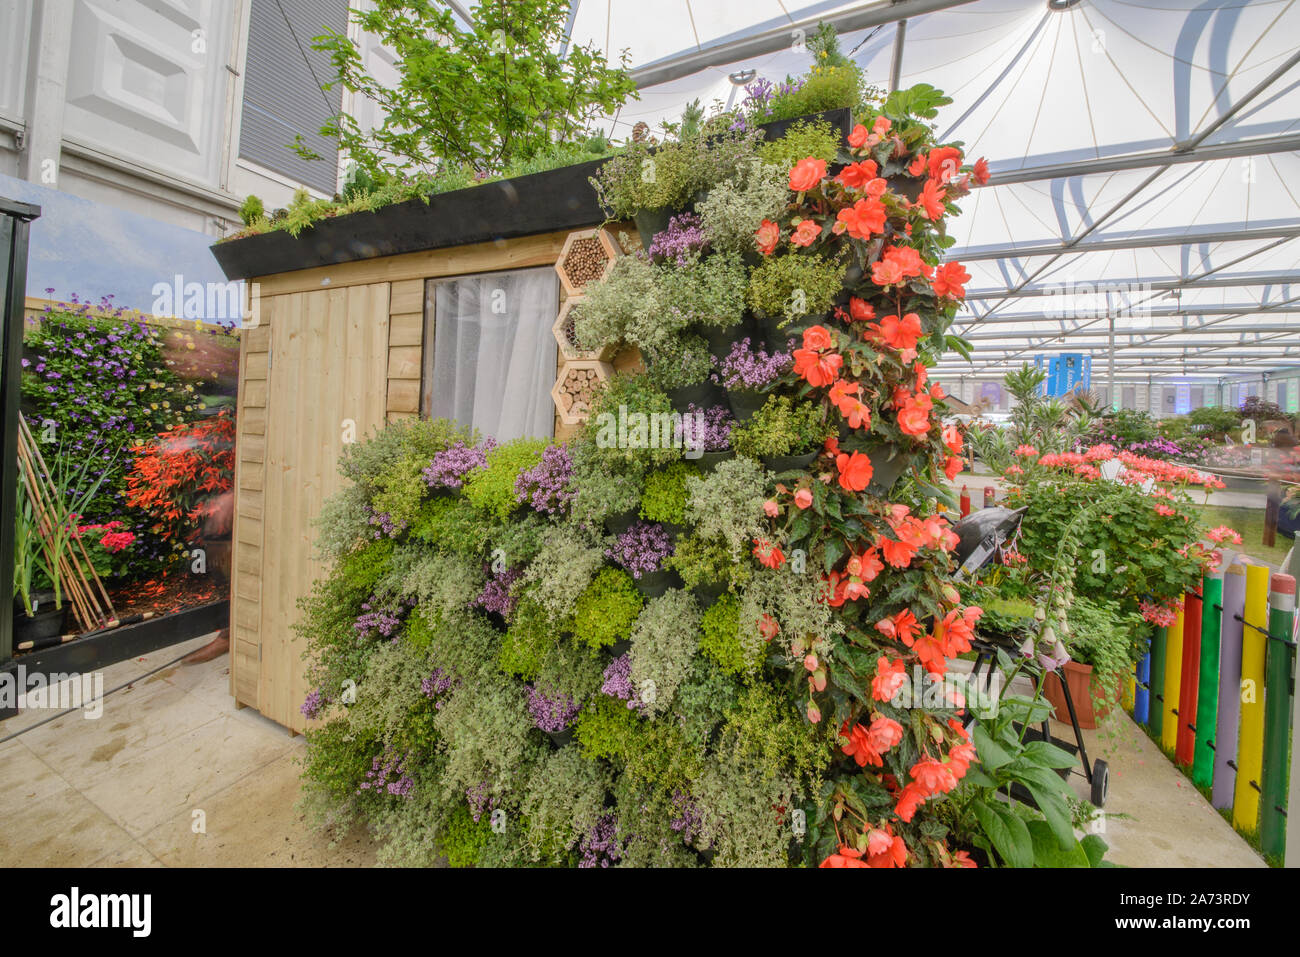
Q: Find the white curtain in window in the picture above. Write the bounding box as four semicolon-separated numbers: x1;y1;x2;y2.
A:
424;267;558;443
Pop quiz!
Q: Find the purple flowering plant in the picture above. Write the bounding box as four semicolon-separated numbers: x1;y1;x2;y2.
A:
423;439;496;490
712;337;792;391
514;443;576;514
526;683;581;733
605;521;674;578
647;213;710;267
677;403;735;452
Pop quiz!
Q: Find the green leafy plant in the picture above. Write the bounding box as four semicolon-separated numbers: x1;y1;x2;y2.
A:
756;119;840;171
639;461;698;525
745;253;847;325
665;532;753;591
698;592;761;675
591;127;762;218
644;332;712;392
684;456;771;558
312;0;635;178
731;395;829;458
463;438;547;521
585;373;682;468
628;588;701;715
695;161;789;256
572;567;643;650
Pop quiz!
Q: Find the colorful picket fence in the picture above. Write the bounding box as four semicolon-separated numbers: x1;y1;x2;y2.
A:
1133;554;1297;865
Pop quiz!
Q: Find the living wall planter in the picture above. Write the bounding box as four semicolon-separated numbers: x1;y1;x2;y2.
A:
762;450;819;474
213;158;610;280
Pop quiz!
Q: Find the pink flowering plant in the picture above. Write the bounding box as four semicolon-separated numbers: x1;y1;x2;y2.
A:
1000;444;1232;622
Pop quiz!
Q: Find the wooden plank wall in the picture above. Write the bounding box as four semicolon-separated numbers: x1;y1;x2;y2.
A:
229;227;619;732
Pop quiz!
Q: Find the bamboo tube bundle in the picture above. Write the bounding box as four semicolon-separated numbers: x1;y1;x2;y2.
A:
15;413;116;633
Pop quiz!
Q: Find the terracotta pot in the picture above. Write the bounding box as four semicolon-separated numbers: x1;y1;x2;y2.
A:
1042;661;1120;730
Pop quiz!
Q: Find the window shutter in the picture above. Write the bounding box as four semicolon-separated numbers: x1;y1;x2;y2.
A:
239;0;348;195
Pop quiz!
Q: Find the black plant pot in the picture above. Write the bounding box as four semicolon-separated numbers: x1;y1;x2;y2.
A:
633;568;681;599
727;388;768;422
666;381;723;412
762;450;819;474
699;323;749;360
609;639;631;657
692;581;726;608
757;312;822;350
14;603;67;649
696;449;735;472
604;508;641;536
546;728;575;748
633;207;677;250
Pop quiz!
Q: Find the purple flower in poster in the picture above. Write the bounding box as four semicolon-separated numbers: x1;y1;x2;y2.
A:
514;443;575;514
422;438;496;490
526;683;580;733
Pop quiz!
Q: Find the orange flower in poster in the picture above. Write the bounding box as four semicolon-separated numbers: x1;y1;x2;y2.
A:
835;450;874;491
942;423;963;455
789;157;827;192
848;297;875;322
864;177;888;200
878;534;918;569
876;312;923;358
755;219;780;256
847;124;870;148
820;845;869;868
897;393;933;438
908;153;927;177
944;455;964;480
802;325;834;351
793;487;813;509
927;146;963;183
847;547;884;582
973;156;991;186
895;783;928;822
871;256;904;287
873;115;892;136
835;160;878;189
752;538;786;569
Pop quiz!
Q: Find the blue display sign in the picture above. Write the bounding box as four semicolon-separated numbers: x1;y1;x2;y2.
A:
1033;354;1091;397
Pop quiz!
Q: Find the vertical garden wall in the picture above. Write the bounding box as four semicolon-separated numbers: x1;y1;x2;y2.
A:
206;81;1119;868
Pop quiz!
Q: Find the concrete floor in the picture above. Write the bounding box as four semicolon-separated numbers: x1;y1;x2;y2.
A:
1059;712;1265;868
0;633;1266;868
0;633;375;867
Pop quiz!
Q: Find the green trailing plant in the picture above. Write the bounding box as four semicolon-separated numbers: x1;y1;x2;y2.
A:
684;456;772;558
756;119;840;171
638;461;699;525
586;373;682;468
591;126;763;218
659;252;747;331
666;533;753;591
695;161;789;256
745;253;847;325
519;523;607;621
698;592;760;675
518;747;610;864
572;254;671;355
572;567;643;650
1063;596;1147;709
730;395;829;458
644;332;712;392
628;588;701;715
463;438;547;521
567;436;646;525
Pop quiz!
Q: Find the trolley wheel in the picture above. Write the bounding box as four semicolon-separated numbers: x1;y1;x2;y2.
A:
1091;759;1109;808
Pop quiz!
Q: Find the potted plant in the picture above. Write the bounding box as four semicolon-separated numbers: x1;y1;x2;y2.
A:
745;253;846;346
645;332;717;411
731;395;829;472
679;404;736;470
1043;597;1142;729
713;336;791;422
605;521;678;597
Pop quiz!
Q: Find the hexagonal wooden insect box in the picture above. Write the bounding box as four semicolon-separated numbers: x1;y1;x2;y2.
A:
555;228;619;297
551;359;613;426
553;296;616;362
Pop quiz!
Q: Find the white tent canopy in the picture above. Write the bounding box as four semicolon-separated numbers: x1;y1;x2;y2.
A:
558;0;1300;390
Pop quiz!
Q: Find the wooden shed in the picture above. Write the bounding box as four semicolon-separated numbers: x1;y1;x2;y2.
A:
213;164;640;732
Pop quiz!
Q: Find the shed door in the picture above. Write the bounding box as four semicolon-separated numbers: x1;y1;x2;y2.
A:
255;284;390;730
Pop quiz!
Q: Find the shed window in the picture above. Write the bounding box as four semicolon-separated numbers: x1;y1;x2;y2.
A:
422;267;559;442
